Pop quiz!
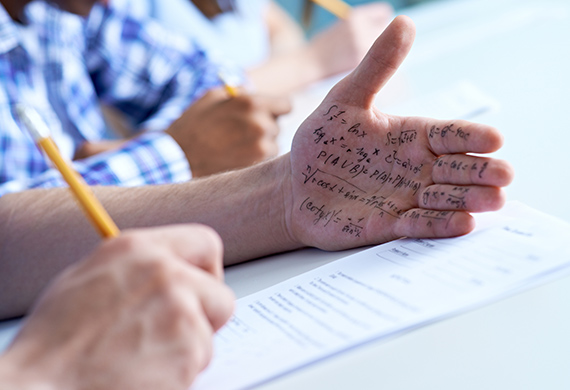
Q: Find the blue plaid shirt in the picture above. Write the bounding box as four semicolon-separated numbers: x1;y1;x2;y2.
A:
0;1;223;196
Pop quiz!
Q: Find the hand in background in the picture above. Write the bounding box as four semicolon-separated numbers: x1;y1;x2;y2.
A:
167;88;291;177
308;2;394;79
285;16;514;251
0;225;234;390
249;2;394;96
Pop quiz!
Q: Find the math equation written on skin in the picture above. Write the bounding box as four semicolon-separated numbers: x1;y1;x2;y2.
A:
298;104;485;239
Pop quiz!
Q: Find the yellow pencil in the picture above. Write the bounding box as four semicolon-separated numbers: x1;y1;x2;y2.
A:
217;71;240;97
311;0;351;19
16;105;120;239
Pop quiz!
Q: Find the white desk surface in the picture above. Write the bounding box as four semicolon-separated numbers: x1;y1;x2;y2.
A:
236;0;570;388
2;0;570;388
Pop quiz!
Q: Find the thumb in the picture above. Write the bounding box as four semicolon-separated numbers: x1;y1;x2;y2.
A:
328;15;416;109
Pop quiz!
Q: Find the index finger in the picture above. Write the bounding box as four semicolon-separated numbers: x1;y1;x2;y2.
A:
129;224;225;281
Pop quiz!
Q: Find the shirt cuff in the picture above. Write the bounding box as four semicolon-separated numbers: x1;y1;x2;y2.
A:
0;131;191;196
76;131;192;186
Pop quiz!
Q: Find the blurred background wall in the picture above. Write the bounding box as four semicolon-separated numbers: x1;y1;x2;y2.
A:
274;0;438;36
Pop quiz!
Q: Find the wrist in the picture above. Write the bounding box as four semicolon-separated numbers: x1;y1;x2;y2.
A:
255;154;301;255
193;154;302;265
230;153;303;263
268;154;305;255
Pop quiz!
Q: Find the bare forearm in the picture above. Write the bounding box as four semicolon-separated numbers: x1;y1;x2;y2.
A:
177;157;298;264
247;46;323;95
109;155;298;263
265;1;306;57
0;156;297;318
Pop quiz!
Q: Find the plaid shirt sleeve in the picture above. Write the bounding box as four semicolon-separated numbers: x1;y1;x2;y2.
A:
0;2;244;199
84;3;226;133
0;131;190;197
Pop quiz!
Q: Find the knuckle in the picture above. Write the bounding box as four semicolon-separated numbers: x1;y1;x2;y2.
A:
99;232;148;260
271;97;292;115
265;97;283;114
207;284;235;331
113;231;148;251
183;224;224;268
180;293;203;319
146;261;178;293
218;285;236;321
177;339;211;385
248;124;266;138
257;146;273;160
235;95;256;111
175;299;216;373
259;141;278;160
196;225;223;252
185;335;213;375
177;363;200;388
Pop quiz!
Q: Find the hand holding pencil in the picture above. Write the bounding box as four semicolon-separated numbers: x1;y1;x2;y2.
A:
218;71;240;97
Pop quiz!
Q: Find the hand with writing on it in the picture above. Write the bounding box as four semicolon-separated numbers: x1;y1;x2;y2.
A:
0;225;234;390
285;16;514;251
167;88;291;178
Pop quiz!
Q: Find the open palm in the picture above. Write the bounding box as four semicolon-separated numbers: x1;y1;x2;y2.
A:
285;16;514;251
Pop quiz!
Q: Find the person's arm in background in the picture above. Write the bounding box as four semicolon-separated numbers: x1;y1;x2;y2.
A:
0;16;514;320
248;1;394;95
264;0;306;57
0;225;234;390
76;2;290;176
75;89;291;179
